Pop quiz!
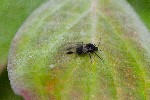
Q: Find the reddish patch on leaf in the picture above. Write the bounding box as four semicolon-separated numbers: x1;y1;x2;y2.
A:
20;89;36;100
46;79;59;100
46;79;57;92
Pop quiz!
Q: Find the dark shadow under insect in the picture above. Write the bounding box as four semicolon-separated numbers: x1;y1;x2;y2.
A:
66;42;102;62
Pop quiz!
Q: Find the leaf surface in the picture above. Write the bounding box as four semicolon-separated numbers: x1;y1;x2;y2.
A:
8;0;150;99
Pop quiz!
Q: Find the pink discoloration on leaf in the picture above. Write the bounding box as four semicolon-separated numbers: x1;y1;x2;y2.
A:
20;89;34;100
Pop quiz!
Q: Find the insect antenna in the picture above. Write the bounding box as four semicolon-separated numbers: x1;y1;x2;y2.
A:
94;52;103;60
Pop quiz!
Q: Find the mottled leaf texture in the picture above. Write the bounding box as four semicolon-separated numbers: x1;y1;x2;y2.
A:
8;0;150;100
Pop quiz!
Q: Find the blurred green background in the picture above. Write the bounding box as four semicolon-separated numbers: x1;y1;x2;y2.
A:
0;0;149;100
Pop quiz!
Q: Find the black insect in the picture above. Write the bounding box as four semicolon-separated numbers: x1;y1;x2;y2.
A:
65;42;102;61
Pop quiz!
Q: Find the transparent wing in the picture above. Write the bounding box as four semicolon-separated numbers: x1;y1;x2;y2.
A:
53;42;83;64
60;42;83;53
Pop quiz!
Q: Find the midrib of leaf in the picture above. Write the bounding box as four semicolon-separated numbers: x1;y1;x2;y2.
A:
91;0;98;43
86;0;99;99
90;0;118;99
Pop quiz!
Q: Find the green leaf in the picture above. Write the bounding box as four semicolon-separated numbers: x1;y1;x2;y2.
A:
8;0;150;99
0;0;47;74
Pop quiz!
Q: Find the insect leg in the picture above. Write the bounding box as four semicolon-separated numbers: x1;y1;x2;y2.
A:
97;38;101;46
88;52;92;62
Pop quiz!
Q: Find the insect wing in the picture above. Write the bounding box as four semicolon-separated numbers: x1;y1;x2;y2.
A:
53;42;83;64
60;42;83;54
